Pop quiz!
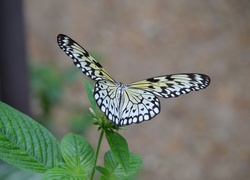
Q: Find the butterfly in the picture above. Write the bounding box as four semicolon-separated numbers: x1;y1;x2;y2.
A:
57;34;210;126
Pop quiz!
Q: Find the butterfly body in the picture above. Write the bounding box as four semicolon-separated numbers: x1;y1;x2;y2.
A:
57;34;210;126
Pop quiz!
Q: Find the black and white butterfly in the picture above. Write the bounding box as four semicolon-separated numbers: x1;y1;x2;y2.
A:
57;34;210;126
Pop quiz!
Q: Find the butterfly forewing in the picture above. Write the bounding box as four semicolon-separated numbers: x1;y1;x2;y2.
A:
130;73;210;98
57;34;114;82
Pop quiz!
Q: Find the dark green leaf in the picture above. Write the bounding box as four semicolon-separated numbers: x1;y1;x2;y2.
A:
94;166;109;177
0;102;62;173
100;176;109;180
105;130;129;173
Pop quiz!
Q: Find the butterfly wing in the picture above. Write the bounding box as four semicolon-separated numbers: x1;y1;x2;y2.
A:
94;80;161;126
57;34;114;82
119;88;160;126
130;73;210;98
94;80;120;125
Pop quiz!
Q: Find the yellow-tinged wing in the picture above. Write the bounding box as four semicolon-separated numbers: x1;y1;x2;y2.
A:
57;34;114;82
129;73;210;98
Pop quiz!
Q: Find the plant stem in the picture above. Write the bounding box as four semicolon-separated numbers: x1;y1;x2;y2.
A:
90;128;104;180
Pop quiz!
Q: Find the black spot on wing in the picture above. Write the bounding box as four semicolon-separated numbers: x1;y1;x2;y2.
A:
146;77;160;83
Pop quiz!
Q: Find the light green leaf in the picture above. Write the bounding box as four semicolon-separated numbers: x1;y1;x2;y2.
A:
105;130;129;173
60;133;94;175
0;102;62;173
104;151;142;179
42;167;87;180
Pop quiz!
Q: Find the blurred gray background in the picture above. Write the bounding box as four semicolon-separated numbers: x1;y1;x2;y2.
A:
6;0;250;179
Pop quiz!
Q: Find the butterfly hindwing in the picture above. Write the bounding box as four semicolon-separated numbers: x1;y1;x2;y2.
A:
119;88;160;126
94;80;120;124
94;80;161;126
130;73;210;98
57;34;114;82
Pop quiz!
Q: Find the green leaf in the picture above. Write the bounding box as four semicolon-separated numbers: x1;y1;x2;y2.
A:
105;130;130;173
104;151;142;179
84;81;97;111
100;176;109;180
94;166;109;177
60;133;94;174
42;167;87;180
0;101;62;173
